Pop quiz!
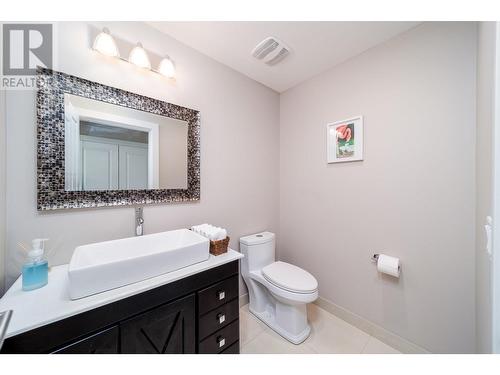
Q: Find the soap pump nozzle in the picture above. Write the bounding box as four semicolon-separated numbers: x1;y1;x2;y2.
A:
29;238;49;261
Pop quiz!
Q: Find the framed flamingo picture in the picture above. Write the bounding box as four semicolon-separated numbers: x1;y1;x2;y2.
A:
327;116;363;163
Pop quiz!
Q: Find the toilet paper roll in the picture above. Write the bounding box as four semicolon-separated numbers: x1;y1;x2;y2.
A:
377;254;401;278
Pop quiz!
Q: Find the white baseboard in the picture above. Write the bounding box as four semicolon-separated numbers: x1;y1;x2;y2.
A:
239;293;249;307
314;296;430;354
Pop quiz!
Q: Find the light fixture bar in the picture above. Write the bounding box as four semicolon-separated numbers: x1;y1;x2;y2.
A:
92;28;175;79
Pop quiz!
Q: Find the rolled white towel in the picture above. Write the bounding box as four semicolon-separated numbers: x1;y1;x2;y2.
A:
214;227;223;241
208;227;218;241
211;227;222;241
218;228;227;240
203;227;212;239
194;224;206;237
191;224;210;237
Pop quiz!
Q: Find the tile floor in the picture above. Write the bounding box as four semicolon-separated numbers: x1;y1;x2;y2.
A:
240;303;401;354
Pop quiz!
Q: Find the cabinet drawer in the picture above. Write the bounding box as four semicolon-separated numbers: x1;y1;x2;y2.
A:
52;326;118;354
198;320;239;354
221;340;239;354
199;298;239;340
197;275;239;315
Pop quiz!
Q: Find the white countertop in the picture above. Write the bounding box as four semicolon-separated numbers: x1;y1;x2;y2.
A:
0;249;243;339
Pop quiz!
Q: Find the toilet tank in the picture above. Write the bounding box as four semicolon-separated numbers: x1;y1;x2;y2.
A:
240;232;275;273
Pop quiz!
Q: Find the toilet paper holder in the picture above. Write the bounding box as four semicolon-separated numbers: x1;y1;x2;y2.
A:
371;253;402;273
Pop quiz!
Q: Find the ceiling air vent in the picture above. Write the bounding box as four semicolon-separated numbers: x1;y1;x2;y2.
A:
251;37;290;66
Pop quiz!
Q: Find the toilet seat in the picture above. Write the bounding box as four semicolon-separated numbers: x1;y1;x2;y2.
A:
262;261;318;294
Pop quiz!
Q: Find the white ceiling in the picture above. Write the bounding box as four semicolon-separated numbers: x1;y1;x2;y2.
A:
149;22;421;93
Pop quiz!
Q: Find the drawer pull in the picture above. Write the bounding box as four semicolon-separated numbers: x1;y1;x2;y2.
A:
218;290;225;300
217;313;226;324
217;336;226;348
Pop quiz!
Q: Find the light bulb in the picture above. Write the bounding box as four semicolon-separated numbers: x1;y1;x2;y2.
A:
158;56;176;78
128;42;151;69
93;28;119;57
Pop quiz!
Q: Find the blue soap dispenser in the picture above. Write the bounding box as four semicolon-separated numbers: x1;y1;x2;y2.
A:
22;238;49;291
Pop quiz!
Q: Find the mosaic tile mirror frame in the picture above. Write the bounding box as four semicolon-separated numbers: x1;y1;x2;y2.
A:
36;67;200;210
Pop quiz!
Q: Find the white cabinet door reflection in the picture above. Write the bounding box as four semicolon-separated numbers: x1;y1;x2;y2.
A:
81;139;119;191
119;144;148;190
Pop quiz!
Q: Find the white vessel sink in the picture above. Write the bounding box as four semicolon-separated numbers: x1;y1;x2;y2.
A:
68;229;210;300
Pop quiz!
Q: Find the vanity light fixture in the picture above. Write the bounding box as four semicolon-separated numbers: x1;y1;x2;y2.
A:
158;56;176;78
92;28;120;57
128;42;151;69
93;29;176;79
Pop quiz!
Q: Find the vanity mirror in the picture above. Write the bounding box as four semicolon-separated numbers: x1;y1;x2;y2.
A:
37;68;200;210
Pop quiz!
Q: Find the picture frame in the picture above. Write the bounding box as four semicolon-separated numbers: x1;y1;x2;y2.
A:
327;116;363;163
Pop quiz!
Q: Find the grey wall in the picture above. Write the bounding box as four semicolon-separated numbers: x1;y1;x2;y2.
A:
475;21;496;354
279;22;477;353
3;22;280;295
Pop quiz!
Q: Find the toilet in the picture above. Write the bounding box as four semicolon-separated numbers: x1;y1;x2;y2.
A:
240;232;318;344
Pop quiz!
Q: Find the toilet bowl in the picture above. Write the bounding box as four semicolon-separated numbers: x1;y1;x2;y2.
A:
240;232;318;344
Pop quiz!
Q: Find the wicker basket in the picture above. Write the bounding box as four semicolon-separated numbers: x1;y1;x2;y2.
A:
210;236;230;256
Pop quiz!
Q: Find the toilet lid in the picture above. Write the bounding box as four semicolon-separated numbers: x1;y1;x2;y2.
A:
262;261;318;294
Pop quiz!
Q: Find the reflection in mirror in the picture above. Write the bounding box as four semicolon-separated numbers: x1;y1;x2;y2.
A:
64;93;188;191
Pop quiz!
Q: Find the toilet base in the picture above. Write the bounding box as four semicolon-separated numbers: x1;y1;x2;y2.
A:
249;305;311;345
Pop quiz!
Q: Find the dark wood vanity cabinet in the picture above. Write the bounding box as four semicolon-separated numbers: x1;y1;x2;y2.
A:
1;260;240;354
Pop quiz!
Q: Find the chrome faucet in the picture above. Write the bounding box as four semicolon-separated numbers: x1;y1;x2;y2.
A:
135;207;144;236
